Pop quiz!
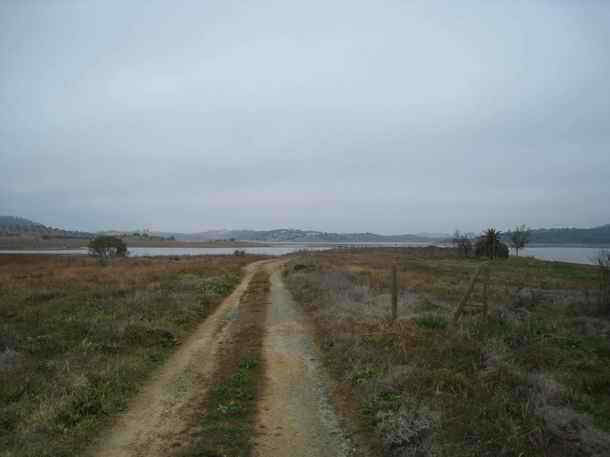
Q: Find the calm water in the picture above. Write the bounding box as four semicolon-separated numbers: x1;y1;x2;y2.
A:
0;246;331;257
517;246;608;265
0;244;607;265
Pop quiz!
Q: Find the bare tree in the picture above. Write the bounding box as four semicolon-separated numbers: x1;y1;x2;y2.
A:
509;224;531;256
453;230;473;257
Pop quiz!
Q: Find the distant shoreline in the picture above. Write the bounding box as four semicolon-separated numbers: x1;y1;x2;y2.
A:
526;243;610;249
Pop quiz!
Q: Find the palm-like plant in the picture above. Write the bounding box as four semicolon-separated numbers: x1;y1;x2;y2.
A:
482;228;502;259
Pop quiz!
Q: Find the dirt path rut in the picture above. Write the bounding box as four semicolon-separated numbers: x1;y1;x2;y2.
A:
253;265;353;457
92;260;267;457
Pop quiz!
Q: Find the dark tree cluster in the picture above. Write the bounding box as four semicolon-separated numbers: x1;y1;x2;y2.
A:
475;228;509;259
454;228;509;259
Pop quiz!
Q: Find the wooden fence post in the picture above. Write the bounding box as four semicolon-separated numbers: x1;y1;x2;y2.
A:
482;265;490;316
391;265;398;320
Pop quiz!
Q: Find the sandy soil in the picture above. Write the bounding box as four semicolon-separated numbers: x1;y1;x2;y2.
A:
253;265;354;457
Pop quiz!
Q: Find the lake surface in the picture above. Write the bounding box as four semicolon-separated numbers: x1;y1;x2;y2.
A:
517;246;608;265
0;244;607;265
0;246;332;257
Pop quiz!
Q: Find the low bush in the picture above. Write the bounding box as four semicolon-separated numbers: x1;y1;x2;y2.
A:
88;235;127;264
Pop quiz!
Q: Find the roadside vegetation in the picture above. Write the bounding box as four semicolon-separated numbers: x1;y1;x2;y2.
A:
178;269;270;457
0;254;259;457
284;248;610;457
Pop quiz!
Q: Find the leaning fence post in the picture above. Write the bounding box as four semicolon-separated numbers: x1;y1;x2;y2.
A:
452;262;487;324
391;265;398;320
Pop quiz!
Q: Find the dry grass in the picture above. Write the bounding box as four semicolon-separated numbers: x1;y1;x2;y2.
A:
0;254;252;290
285;249;610;457
0;254;261;457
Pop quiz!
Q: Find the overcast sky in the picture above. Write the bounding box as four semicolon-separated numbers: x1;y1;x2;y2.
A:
1;0;609;234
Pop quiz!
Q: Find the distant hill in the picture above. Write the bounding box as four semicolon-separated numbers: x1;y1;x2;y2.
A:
6;215;608;245
0;216;45;228
156;228;445;243
0;215;94;239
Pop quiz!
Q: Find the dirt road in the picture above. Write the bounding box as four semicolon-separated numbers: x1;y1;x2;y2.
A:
253;265;354;456
92;259;352;457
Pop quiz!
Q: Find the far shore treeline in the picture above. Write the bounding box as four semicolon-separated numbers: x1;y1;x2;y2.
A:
511;225;610;245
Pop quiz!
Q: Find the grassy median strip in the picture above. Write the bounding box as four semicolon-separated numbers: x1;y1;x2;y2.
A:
178;269;269;457
0;254;259;457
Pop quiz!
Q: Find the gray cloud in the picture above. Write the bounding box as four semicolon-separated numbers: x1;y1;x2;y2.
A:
2;0;609;233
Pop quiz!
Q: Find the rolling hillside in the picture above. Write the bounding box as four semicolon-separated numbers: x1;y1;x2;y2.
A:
4;215;609;245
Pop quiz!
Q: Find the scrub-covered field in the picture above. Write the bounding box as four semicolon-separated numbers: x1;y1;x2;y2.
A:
0;254;259;457
284;248;610;457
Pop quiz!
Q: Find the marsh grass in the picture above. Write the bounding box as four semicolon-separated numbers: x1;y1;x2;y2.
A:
0;254;258;457
285;249;609;457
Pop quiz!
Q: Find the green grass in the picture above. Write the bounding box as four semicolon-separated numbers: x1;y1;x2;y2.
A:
179;358;262;457
414;313;449;330
0;255;254;457
177;269;269;457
